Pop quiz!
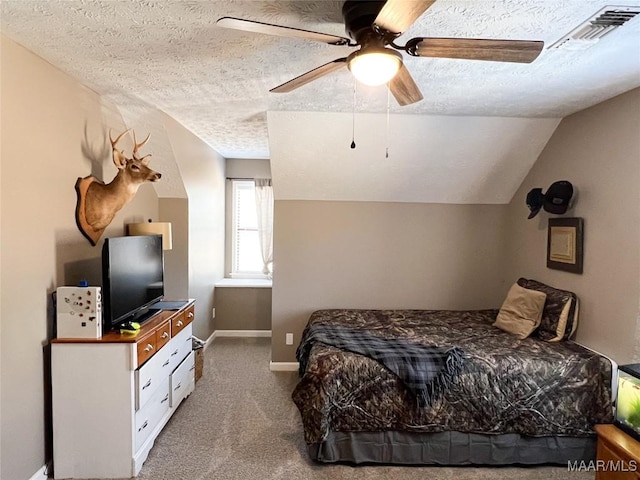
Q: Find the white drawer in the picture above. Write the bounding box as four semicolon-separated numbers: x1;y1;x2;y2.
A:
170;351;195;407
135;344;170;410
134;377;170;452
168;324;192;372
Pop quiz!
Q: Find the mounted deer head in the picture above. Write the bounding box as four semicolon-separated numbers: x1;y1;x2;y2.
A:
75;129;161;246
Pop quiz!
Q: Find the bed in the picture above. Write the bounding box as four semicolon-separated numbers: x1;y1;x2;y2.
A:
292;278;614;466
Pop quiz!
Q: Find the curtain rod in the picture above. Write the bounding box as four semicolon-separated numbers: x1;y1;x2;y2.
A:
225;177;271;181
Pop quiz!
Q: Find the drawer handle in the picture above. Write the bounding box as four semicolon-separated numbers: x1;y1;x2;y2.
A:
188;312;194;318
162;359;170;367
174;382;182;391
176;320;184;327
171;350;179;357
161;394;169;404
138;420;148;432
144;344;154;353
142;379;152;390
161;332;169;339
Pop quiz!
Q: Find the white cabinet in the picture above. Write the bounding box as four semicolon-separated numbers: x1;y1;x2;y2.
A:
170;351;196;407
135;377;170;452
136;342;171;410
169;324;193;372
52;302;196;479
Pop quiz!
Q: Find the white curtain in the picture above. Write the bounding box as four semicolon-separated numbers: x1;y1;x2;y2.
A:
254;179;274;278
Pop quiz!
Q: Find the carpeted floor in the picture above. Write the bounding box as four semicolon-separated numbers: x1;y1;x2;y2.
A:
131;337;593;480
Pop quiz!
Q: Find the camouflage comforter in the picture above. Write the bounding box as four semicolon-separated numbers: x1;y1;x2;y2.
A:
292;309;613;445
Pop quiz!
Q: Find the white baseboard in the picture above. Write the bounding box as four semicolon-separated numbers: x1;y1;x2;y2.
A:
269;361;299;372
214;330;272;338
29;463;49;480
203;330;216;350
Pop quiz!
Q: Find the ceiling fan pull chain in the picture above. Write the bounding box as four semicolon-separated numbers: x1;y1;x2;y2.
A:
385;86;391;158
351;79;357;149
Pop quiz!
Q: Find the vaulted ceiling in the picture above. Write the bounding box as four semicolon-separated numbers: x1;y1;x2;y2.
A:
2;0;639;203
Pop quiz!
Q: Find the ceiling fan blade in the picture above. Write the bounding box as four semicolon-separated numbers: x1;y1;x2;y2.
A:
270;58;348;93
216;17;352;46
409;38;544;63
374;0;436;35
388;64;424;106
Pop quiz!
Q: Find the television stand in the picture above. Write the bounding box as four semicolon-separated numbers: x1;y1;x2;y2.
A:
51;300;196;479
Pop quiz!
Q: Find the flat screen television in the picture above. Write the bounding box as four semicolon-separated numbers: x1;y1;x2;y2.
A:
102;235;164;332
615;363;640;441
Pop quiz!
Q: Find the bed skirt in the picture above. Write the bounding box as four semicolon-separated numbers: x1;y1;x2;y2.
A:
308;430;596;465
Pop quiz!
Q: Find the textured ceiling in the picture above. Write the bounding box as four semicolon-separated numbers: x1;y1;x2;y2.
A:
1;0;639;161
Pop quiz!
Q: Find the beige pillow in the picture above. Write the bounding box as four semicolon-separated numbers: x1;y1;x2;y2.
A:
493;283;547;339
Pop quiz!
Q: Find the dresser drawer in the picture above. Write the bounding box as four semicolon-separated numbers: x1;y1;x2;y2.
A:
170;351;195;407
134;378;170;453
136;345;170;410
184;305;195;325
597;441;640;479
136;332;157;367
169;324;192;372
155;320;171;350
171;305;194;336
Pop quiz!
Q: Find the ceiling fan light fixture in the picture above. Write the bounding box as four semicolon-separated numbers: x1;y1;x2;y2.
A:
347;47;402;86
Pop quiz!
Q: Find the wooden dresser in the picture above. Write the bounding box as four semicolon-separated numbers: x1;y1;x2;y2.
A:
52;300;196;479
595;424;640;480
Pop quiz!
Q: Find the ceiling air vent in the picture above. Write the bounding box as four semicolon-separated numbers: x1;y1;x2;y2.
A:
549;5;640;50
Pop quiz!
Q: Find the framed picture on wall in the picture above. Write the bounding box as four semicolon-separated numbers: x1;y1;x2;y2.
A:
547;217;584;274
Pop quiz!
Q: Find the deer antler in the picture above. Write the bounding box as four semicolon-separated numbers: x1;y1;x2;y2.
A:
132;131;152;162
109;129;130;150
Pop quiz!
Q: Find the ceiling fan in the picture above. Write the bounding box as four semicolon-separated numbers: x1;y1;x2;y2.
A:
216;0;544;106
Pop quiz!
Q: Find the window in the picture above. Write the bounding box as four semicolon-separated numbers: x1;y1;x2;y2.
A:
231;180;264;277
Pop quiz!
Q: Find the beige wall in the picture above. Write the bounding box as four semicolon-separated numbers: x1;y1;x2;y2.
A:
214;287;272;331
271;201;510;362
504;88;640;364
0;36;159;479
160;198;189;300
164;115;226;340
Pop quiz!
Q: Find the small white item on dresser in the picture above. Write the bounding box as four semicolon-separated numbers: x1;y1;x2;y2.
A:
56;284;102;339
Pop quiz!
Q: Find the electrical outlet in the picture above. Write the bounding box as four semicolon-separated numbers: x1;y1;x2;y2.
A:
285;333;294;345
212;308;216;319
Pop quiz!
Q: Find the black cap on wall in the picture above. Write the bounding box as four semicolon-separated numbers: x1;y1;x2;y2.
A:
543;180;573;214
